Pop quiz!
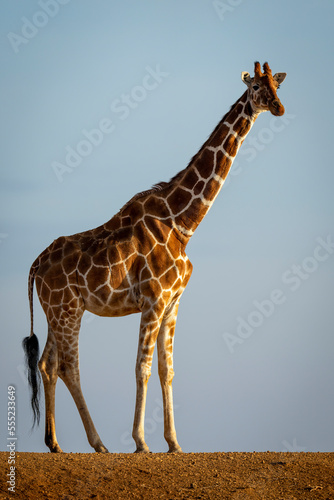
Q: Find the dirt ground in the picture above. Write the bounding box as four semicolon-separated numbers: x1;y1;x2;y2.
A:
1;451;333;499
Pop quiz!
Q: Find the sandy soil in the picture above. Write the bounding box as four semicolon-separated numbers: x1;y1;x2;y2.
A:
1;451;333;499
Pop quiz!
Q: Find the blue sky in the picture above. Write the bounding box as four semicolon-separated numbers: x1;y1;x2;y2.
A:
1;0;334;453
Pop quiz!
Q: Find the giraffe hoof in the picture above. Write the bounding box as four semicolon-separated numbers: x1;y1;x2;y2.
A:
134;445;151;453
168;445;183;453
95;444;109;453
50;444;63;453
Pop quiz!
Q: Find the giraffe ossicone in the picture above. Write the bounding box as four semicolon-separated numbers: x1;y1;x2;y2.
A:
23;61;286;453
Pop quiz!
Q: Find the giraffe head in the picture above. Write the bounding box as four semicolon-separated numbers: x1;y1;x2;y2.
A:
241;61;286;116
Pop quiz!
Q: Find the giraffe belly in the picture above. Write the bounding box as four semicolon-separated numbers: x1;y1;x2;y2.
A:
83;289;140;318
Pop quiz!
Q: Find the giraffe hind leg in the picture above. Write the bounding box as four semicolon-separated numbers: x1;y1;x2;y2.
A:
38;325;63;453
55;325;109;453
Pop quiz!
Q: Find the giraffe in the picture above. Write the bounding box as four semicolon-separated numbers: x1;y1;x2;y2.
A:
23;61;286;453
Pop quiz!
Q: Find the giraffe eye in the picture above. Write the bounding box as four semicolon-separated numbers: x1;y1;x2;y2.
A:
252;84;259;90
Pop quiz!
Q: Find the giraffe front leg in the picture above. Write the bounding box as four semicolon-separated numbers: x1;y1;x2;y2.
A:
157;298;182;453
132;309;162;453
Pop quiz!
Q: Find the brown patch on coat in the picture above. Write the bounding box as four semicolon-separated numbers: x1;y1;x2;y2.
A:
215;152;232;179
223;134;239;157
167;188;192;215
193;149;215;179
233;116;251;137
225;103;244;124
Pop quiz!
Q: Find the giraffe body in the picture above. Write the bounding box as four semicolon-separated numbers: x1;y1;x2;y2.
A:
23;62;286;453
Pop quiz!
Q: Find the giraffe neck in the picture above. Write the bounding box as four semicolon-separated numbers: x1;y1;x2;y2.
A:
167;90;258;241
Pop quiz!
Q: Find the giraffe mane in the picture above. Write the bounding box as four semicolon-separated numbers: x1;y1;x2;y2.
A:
119;90;247;213
158;91;248;187
119;182;169;212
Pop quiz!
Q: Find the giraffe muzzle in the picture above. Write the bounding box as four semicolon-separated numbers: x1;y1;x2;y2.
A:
270;99;285;116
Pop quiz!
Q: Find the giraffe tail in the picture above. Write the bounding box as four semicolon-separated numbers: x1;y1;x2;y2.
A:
22;258;41;427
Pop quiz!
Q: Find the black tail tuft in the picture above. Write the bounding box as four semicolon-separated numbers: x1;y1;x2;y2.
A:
22;333;41;428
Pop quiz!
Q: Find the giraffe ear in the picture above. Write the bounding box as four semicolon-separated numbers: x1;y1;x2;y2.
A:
241;71;253;87
273;72;287;85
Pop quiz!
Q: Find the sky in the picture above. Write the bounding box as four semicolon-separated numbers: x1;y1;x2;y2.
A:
1;0;334;454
